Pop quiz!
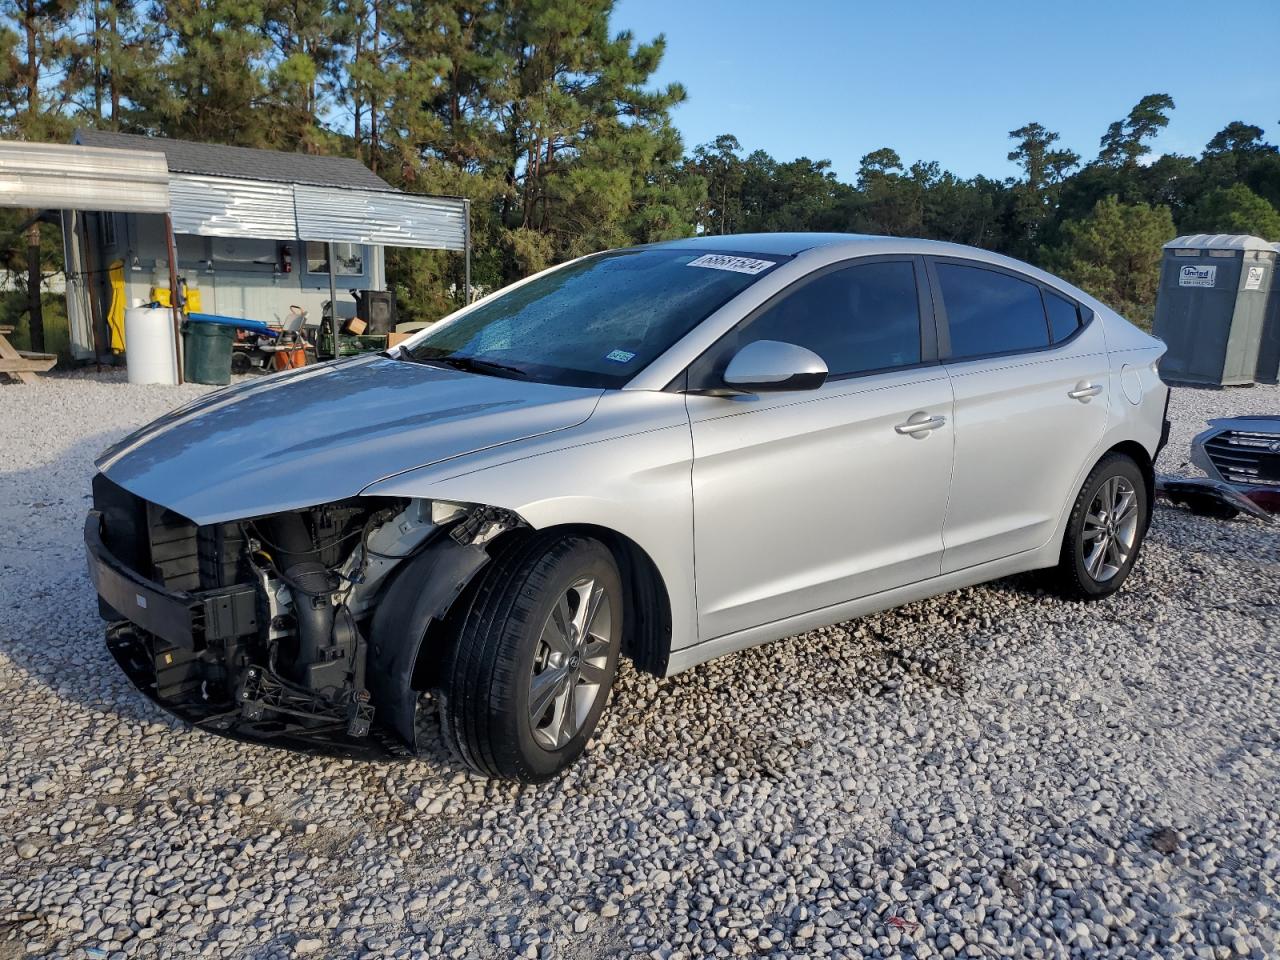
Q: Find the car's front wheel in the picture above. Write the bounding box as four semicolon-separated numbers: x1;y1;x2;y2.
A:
1049;452;1150;600
438;533;622;782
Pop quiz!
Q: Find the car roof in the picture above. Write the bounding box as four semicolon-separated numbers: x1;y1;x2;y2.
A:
651;232;1084;288
650;231;1028;264
649;232;881;256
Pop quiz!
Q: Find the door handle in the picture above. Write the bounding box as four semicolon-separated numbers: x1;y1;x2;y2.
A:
895;413;947;436
1068;382;1103;402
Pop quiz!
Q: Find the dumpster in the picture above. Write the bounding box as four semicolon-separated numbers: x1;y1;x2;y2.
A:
1257;242;1280;385
183;320;235;385
1153;234;1276;387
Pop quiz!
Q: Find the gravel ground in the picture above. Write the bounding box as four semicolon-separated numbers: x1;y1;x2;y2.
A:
1;369;1277;960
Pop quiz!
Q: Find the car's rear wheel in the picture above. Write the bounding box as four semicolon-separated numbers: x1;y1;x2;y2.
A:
1048;452;1149;600
438;533;622;782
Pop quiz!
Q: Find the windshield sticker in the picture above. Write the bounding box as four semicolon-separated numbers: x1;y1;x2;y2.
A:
686;253;776;275
605;349;637;363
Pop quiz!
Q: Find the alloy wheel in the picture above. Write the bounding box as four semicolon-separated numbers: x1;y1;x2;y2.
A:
528;576;613;750
1081;475;1139;582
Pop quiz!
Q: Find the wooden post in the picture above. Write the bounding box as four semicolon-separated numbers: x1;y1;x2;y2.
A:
328;241;338;355
164;214;184;384
463;199;472;305
78;211;105;370
25;219;44;353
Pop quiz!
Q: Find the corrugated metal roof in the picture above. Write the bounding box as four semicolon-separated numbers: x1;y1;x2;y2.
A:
0;140;170;213
169;174;298;239
75;129;394;191
1165;234;1276;252
293;185;467;251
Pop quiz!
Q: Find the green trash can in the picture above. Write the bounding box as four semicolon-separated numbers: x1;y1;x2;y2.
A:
182;320;235;385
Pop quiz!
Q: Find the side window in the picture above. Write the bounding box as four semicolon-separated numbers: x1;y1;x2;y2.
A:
306;241;365;276
737;260;922;378
1043;289;1082;343
936;262;1049;359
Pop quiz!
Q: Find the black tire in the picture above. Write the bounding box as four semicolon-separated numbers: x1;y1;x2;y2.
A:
1048;452;1150;601
438;533;623;782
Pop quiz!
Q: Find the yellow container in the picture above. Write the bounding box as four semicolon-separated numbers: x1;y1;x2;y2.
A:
150;286;203;312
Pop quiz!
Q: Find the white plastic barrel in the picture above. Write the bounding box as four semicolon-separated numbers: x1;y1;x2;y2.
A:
124;306;178;385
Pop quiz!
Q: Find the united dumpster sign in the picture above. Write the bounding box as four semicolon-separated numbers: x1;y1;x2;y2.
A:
1178;264;1217;288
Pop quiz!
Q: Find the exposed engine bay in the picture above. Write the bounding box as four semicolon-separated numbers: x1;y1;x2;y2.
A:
87;474;523;759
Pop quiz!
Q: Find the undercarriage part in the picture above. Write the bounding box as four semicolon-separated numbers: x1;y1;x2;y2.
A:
237;665;373;737
106;622;409;761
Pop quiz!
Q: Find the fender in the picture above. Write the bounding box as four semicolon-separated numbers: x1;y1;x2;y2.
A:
368;535;491;751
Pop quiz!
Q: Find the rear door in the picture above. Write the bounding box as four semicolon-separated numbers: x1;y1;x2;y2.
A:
686;256;955;640
928;258;1110;573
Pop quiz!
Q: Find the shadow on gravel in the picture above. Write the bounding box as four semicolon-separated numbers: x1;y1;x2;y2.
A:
0;432;229;733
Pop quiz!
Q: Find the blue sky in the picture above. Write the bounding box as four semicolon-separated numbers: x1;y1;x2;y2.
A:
612;0;1280;182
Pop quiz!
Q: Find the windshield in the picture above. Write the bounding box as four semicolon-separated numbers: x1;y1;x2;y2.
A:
404;248;786;388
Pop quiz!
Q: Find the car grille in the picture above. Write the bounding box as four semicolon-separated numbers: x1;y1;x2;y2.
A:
1203;429;1280;487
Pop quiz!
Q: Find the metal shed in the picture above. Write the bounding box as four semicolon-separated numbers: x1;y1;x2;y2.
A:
0;139;184;377
56;133;470;366
1257;242;1280;385
0;139;170;213
1153;234;1276;387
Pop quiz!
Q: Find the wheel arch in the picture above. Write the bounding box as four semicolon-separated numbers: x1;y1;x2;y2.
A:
422;522;673;682
1101;439;1156;527
541;523;674;678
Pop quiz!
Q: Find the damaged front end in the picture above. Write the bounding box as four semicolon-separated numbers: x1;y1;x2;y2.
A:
85;474;522;759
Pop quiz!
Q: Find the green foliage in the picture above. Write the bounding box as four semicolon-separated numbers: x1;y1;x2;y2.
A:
1097;93;1175;167
1005;122;1078;258
132;0;275;144
1183;183;1280;240
1046;196;1176;329
0;0;1275;332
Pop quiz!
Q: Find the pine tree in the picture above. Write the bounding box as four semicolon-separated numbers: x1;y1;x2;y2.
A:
138;0;274;145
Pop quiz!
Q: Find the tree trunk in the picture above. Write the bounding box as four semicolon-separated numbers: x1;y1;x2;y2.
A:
24;0;38;122
92;1;103;121
108;4;119;126
353;11;364;161
369;0;381;173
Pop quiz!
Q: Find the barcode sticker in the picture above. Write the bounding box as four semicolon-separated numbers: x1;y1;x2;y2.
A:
686;254;776;275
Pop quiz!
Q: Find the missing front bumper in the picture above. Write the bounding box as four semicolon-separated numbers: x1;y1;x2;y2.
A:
106;622;412;762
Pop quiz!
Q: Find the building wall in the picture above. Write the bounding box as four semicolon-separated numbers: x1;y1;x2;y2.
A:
74;210;385;356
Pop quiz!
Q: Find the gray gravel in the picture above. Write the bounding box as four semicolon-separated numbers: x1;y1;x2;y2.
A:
1;369;1277;960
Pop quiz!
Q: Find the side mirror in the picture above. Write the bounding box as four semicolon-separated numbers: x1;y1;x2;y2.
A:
722;339;828;393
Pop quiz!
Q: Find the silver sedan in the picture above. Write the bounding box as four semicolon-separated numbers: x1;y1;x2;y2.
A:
86;233;1169;780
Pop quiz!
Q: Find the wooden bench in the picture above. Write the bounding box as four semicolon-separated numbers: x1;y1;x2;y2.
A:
0;324;57;384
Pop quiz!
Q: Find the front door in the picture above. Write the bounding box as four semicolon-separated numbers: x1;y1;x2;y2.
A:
686;257;955;641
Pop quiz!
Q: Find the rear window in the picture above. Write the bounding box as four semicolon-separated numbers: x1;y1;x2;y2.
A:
1043;289;1082;343
936;262;1049;359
